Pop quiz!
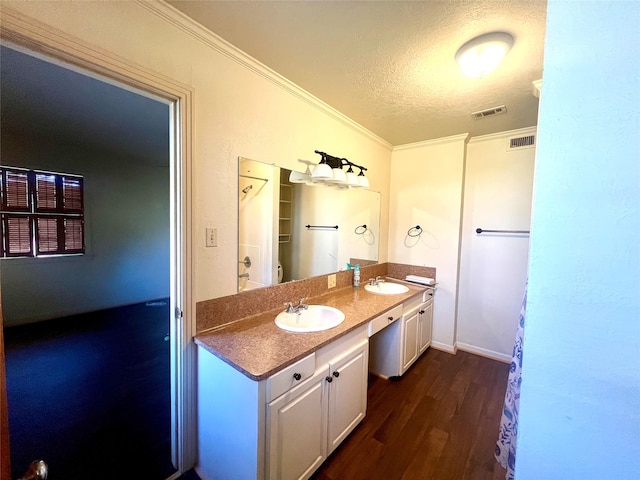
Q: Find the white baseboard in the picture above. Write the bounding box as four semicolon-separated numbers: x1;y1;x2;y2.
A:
430;341;457;354
456;342;511;363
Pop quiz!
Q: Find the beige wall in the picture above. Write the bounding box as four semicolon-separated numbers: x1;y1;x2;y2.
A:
388;135;468;351
457;128;536;360
1;0;392;303
389;130;535;357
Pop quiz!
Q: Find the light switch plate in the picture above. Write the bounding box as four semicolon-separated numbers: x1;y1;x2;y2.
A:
327;274;336;289
206;228;217;247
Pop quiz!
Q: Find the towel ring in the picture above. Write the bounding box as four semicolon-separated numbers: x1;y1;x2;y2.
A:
354;224;367;235
407;225;422;237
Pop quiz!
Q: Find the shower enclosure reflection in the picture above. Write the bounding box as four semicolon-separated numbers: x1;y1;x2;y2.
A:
238;157;380;291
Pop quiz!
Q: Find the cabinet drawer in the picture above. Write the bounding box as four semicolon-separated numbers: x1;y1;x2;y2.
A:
266;352;316;402
423;286;435;303
368;305;402;337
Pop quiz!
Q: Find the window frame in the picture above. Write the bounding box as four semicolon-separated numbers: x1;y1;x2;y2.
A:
0;166;85;258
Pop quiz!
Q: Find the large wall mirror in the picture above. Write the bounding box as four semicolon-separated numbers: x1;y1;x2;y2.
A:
238;157;380;291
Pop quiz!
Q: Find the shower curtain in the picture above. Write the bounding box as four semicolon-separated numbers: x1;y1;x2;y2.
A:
495;282;527;479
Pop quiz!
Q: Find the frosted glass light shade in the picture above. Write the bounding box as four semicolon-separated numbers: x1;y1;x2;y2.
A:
311;162;332;181
455;32;514;78
358;174;370;189
331;167;347;184
345;169;359;187
289;170;310;183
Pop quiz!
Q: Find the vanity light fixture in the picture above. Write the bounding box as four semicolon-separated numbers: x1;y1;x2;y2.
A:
455;32;514;78
311;150;369;188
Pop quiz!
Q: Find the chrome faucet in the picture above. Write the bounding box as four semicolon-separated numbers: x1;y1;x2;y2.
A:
369;276;385;286
284;297;309;314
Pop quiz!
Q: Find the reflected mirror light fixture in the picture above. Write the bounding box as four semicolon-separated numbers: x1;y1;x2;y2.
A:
310;150;368;188
455;32;514;78
289;164;312;183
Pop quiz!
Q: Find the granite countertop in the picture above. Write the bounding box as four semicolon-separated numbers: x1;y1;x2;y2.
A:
193;279;426;381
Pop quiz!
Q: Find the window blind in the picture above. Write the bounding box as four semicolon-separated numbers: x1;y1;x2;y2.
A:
1;166;84;258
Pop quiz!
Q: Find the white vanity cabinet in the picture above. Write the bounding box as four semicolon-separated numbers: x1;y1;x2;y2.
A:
267;367;327;479
267;336;368;479
418;291;434;354
326;338;368;453
369;290;434;378
400;290;434;375
196;326;368;480
401;304;419;372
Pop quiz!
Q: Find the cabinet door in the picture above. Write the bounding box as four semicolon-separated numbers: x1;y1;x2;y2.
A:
402;311;419;373
267;369;328;480
327;339;368;454
418;300;433;354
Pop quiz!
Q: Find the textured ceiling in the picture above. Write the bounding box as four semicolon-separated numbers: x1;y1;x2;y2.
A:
0;1;547;158
168;0;547;145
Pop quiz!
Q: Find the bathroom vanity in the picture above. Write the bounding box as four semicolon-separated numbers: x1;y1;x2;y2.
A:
194;279;433;480
369;287;434;378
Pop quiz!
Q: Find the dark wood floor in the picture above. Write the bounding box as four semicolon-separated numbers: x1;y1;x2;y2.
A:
4;299;174;480
312;348;510;480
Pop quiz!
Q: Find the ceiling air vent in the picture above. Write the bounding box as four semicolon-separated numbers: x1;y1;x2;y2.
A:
508;134;536;150
471;105;507;120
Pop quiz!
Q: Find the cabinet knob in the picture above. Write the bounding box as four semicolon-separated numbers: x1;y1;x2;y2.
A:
293;372;302;381
388;316;393;322
419;310;425;315
332;371;340;378
325;376;333;383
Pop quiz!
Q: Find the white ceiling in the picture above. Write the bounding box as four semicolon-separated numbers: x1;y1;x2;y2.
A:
167;0;547;145
0;1;547;160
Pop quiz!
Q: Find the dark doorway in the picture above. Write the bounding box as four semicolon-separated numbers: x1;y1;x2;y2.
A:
4;300;174;479
1;45;174;479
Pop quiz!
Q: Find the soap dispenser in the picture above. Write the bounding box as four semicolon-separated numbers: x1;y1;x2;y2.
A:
353;264;360;287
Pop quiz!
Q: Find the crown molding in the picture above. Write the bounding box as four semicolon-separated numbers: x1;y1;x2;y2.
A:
532;79;543;98
392;133;470;152
136;1;392;150
467;126;537;144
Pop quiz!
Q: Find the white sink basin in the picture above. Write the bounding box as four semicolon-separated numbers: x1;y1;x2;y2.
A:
364;282;410;295
275;305;345;333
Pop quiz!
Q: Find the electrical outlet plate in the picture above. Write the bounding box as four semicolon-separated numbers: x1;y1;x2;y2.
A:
328;274;336;289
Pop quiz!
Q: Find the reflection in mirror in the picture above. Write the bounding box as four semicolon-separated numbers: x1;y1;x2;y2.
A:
238;157;380;292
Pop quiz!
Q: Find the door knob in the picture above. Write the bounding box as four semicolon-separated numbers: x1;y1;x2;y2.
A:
19;460;48;480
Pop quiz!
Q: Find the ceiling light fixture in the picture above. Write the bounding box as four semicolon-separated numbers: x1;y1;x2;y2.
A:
455;32;514;78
